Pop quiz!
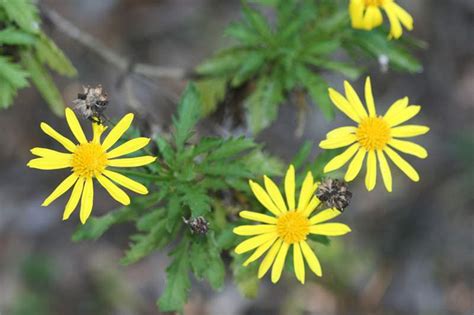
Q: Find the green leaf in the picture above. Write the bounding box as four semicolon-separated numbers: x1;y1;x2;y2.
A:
306;58;362;80
231;52;265;87
20;50;65;116
120;219;169;265
206;137;256;161
308;234;331;246
0;56;29;88
0;83;16;108
173;83;202;151
0;27;35;45
181;188;211;217
155;136;175;165
241;4;272;41
295;64;334;120
166;195;182;233
245;75;284;133
304;39;340;56
35;33;77;77
72;207;135;242
224;21;261;45
189;235;225;290
196;49;249;76
136;208;165;232
231;252;259;298
200;162;253;178
241;149;285;177
158;239;191;312
195;77;227;115
192;137;224;157
0;0;40;33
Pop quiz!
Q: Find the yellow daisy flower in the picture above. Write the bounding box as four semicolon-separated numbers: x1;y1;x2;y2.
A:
233;165;351;284
349;0;414;39
319;77;429;192
28;108;156;224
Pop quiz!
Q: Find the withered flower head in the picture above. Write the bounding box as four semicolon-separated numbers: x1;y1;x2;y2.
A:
183;216;209;235
315;178;352;212
73;85;109;123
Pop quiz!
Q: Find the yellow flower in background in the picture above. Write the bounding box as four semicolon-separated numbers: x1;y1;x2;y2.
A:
319;77;429;192
28;108;156;224
233;165;351;284
349;0;413;39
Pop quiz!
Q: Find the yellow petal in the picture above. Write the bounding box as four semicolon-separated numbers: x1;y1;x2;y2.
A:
284;165;296;211
344;148;366;181
328;88;360;122
243;239;276;266
384;3;403;39
391;125;430;138
326;126;357;139
102;113;134;151
386;106;421;127
258;239;282;278
233;225;276;236
384;97;409;121
249;180;281;216
106;137;151;159
79;178;94;224
388;139;428;159
349;0;365;28
27;158;71;170
239;210;278;224
63;177;85;220
309;223;351;236
297;172;315;212
65;108;87;144
301;196;321;217
300;241;322;277
324;143;359;173
319;134;357;149
377;150;392;192
293;243;305;284
235;233;277;254
264;175;287;213
344;80;368;119
102;170;148;194
30;148;72;160
384;147;420;181
365;150;377;191
42;173;78;206
92;123;107;143
271;242;290;283
309;208;341;225
364;77;376;117
107;156;156;168
40;122;77;152
97;175;131;205
391;2;413;30
363;6;383;30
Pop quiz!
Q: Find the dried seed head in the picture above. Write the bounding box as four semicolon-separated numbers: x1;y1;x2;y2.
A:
73;85;109;123
183;216;209;235
315;178;352;212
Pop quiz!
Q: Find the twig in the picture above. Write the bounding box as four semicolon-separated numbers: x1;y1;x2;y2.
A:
40;6;188;80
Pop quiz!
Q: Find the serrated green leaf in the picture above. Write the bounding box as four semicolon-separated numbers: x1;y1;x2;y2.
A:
20;50;65;116
215;224;238;250
242;4;272;41
195;77;227;115
190;235;225;290
231;52;265;87
241;149;284;177
155;136;175;165
306;58;362;80
158;239;191;312
304;39;340;56
192;137;224;156
180;188;211;217
173;83;202;151
0;27;35;45
206;137;256;161
295;64;334;120
166;195;182;233
35;32;77;77
120;219;169;265
72;206;135;242
0;82;17;109
231;252;259;298
0;0;40;33
200;163;253;178
245;75;284;133
224;21;261;45
0;56;29;88
136;208;165;232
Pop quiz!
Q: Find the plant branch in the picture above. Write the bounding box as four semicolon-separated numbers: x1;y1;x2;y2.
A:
40;6;189;80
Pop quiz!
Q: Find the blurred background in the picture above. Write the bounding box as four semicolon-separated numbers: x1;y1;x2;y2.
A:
0;0;472;314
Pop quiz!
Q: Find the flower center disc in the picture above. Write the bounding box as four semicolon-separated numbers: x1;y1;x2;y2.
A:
276;212;310;244
356;117;391;151
72;142;107;178
365;0;384;6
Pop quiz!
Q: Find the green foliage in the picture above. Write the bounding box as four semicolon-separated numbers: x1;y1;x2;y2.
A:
196;0;422;133
74;83;284;312
0;0;76;112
